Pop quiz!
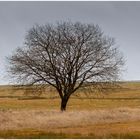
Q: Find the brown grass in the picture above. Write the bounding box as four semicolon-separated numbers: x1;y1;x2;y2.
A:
0;82;140;138
0;107;140;131
0;108;140;138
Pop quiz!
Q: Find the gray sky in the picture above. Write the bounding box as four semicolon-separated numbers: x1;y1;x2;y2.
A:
0;1;140;84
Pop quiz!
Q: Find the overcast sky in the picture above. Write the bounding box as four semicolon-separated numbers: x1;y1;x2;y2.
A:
0;1;140;84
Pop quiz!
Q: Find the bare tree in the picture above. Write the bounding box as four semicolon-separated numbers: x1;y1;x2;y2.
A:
7;22;124;111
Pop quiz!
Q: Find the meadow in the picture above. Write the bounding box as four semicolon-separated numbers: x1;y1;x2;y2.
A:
0;82;140;138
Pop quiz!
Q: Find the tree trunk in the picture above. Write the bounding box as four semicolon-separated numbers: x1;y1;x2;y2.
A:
60;97;69;111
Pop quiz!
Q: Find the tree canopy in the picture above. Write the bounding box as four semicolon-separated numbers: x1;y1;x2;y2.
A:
8;22;124;111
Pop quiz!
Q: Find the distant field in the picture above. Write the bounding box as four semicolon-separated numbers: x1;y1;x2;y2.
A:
0;82;140;138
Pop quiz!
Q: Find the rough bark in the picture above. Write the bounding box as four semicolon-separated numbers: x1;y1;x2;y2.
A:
60;96;69;111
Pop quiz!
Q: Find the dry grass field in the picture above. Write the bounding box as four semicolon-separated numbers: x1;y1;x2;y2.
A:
0;82;140;138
